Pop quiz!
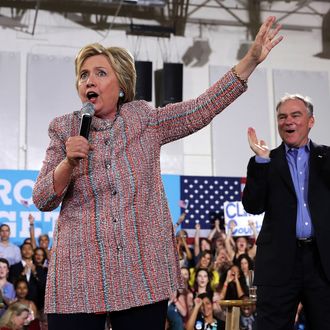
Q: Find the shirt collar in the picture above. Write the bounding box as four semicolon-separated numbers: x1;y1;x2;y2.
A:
284;139;311;154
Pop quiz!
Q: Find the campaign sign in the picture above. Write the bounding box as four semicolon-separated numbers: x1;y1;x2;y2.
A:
0;170;182;245
0;170;59;245
224;201;264;237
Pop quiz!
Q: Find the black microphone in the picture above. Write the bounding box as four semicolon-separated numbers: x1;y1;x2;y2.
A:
79;102;95;139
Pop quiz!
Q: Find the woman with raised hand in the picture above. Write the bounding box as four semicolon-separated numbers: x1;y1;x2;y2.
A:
33;16;282;330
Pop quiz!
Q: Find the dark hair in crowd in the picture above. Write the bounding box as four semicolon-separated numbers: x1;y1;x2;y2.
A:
236;253;254;270
0;257;9;269
20;242;33;252
193;268;213;296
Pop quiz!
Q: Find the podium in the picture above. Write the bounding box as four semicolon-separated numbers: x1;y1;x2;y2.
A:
219;299;256;330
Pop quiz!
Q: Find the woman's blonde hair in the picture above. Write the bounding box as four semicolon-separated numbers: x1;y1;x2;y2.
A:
75;43;136;103
0;302;30;329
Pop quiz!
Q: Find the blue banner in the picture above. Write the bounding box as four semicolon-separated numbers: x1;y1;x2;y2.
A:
0;170;59;245
0;170;181;245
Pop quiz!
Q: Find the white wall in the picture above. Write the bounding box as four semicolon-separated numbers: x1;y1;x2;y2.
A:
0;10;329;176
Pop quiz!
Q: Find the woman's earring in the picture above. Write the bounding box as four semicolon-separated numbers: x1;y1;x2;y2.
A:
119;90;124;98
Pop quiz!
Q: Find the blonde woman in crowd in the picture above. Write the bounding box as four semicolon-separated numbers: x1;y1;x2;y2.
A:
0;303;30;330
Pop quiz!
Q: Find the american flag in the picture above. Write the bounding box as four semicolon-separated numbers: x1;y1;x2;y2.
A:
180;175;245;236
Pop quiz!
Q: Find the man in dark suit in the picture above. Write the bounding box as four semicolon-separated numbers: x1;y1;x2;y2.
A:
9;242;45;308
242;94;330;330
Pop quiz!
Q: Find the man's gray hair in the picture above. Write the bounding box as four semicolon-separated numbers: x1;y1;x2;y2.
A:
276;93;314;116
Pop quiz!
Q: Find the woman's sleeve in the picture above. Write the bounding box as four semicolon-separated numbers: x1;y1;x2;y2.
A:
149;70;247;145
32;117;70;211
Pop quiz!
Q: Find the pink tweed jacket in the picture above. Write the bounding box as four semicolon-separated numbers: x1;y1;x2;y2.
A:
32;70;246;313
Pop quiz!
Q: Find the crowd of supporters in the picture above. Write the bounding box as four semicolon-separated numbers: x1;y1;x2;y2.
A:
0;212;307;330
164;215;257;330
166;214;307;330
0;216;49;330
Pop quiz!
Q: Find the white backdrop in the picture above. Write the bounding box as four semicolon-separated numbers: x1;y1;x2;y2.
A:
0;52;20;169
273;69;330;146
210;66;272;176
209;66;330;176
26;54;81;170
0;51;329;176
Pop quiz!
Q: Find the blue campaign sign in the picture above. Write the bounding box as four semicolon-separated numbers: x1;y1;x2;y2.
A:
162;174;181;226
0;170;59;246
224;201;264;236
0;170;181;245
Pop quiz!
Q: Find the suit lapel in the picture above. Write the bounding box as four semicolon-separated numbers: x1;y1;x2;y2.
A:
308;141;324;190
271;143;296;193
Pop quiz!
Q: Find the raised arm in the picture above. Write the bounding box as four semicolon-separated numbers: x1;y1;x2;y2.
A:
208;219;221;241
186;297;203;330
242;128;271;215
225;222;236;261
194;223;201;258
152;17;283;147
247;127;270;159
181;234;193;261
173;212;186;232
218;271;232;300
169;292;187;319
234;16;282;82
28;214;37;249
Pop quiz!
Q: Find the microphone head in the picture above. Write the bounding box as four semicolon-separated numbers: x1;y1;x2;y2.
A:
81;102;95;116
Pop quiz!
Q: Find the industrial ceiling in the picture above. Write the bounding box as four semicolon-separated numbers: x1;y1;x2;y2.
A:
0;0;330;39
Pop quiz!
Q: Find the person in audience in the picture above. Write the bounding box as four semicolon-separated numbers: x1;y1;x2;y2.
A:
180;267;190;292
32;16;282;330
0;258;16;317
176;230;193;268
186;293;225;330
0;225;21;267
208;219;222;240
14;279;40;330
36;236;49;256
239;296;256;330
0;302;30;330
9;243;43;309
209;220;227;256
28;215;50;264
193;223;212;264
215;265;248;301
32;249;47;269
213;247;232;279
242;93;330;329
166;290;187;330
237;254;254;288
31;248;47;330
178;267;192;325
187;268;214;314
225;220;257;263
189;250;219;291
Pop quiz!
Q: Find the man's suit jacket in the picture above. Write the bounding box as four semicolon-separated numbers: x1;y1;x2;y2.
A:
9;261;45;307
242;141;330;286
